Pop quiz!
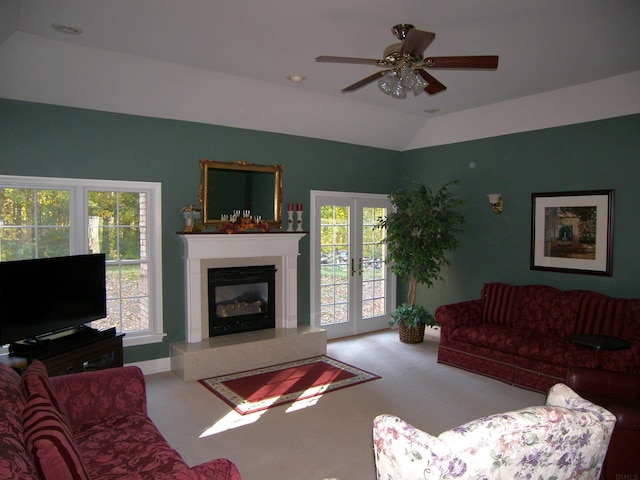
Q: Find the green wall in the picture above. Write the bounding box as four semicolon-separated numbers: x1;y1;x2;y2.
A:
0;98;401;363
1;98;638;363
403;114;640;313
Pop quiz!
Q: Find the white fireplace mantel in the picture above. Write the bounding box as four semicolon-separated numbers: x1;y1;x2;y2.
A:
178;232;306;343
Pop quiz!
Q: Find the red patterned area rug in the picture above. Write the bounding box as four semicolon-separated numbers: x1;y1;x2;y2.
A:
199;356;381;415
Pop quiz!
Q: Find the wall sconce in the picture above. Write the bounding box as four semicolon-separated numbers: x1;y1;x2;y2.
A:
487;194;503;215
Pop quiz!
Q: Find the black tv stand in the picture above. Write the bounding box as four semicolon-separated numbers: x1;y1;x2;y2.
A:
10;326;117;359
4;328;124;377
21;324;94;345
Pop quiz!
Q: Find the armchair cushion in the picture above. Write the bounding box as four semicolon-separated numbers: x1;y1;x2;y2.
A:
373;384;616;480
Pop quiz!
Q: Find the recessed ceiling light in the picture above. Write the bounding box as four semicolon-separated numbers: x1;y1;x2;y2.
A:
424;108;440;114
286;75;306;83
51;23;83;35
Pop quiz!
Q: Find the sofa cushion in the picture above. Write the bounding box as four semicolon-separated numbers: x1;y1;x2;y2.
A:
575;292;635;338
23;394;91;480
22;360;72;428
73;412;191;479
451;324;528;356
0;363;40;480
481;282;520;327
516;284;579;338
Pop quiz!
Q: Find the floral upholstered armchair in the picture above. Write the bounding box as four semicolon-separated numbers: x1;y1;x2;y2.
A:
373;384;616;480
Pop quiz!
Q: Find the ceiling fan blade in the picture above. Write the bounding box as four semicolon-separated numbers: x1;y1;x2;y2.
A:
423;56;499;69
341;71;388;92
417;69;447;95
315;55;383;66
401;29;436;57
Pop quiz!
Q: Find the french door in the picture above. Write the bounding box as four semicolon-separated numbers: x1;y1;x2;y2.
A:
310;191;395;339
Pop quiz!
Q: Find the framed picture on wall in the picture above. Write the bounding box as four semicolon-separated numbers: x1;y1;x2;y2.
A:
530;190;614;276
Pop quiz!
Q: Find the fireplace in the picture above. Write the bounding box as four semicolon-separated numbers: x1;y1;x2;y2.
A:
173;232;327;381
208;265;276;336
177;232;306;342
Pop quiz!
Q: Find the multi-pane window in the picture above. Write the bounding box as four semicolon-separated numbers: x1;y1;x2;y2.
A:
0;176;163;346
361;207;387;319
319;205;350;325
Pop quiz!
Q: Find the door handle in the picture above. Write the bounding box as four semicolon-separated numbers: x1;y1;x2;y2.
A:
351;258;355;277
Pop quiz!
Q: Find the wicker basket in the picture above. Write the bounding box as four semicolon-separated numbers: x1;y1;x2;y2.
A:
398;323;426;344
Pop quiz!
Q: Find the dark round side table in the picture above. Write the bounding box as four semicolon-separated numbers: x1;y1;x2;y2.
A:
569;333;631;368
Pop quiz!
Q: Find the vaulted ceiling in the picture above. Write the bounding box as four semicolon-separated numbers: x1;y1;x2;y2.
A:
1;0;639;150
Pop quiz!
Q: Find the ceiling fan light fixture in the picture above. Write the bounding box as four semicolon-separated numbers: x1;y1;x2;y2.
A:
378;68;425;98
411;72;428;96
316;24;498;97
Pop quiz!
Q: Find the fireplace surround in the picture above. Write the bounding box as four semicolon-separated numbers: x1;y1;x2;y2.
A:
171;232;326;381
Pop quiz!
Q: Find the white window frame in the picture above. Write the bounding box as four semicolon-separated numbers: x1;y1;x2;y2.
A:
0;175;165;348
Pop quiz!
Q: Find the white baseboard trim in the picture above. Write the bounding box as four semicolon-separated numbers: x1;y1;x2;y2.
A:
125;356;172;376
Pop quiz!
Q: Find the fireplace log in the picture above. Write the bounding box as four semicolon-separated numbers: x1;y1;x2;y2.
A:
216;300;263;318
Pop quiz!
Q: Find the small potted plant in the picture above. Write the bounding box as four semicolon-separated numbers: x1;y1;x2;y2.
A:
378;181;465;343
390;303;438;343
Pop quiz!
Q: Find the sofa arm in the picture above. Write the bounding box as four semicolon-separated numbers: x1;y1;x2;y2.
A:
373;414;447;480
50;366;147;427
565;367;640;403
189;459;242;479
435;299;482;343
151;459;242;480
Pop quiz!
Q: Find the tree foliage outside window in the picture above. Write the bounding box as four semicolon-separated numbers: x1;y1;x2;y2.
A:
0;188;70;260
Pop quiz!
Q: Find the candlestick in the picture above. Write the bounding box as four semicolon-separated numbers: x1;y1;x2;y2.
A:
287;210;294;232
295;209;303;232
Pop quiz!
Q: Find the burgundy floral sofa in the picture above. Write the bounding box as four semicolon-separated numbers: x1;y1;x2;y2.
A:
435;283;640;393
0;360;241;480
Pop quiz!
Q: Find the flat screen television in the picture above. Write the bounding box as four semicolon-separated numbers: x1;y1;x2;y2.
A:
0;253;107;347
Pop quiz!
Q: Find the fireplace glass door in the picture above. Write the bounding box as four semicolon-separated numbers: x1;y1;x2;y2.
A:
310;192;395;339
208;265;276;336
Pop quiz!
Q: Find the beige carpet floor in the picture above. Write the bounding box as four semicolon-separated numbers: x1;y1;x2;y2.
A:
145;329;545;480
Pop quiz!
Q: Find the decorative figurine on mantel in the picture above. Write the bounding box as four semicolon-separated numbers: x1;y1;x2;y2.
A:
180;205;203;232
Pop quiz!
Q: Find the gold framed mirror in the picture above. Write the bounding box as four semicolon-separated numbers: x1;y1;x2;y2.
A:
199;159;283;228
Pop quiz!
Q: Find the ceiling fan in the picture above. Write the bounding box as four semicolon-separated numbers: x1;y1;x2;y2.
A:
316;24;499;98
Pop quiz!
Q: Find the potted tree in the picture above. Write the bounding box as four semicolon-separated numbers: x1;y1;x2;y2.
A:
378;181;465;343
